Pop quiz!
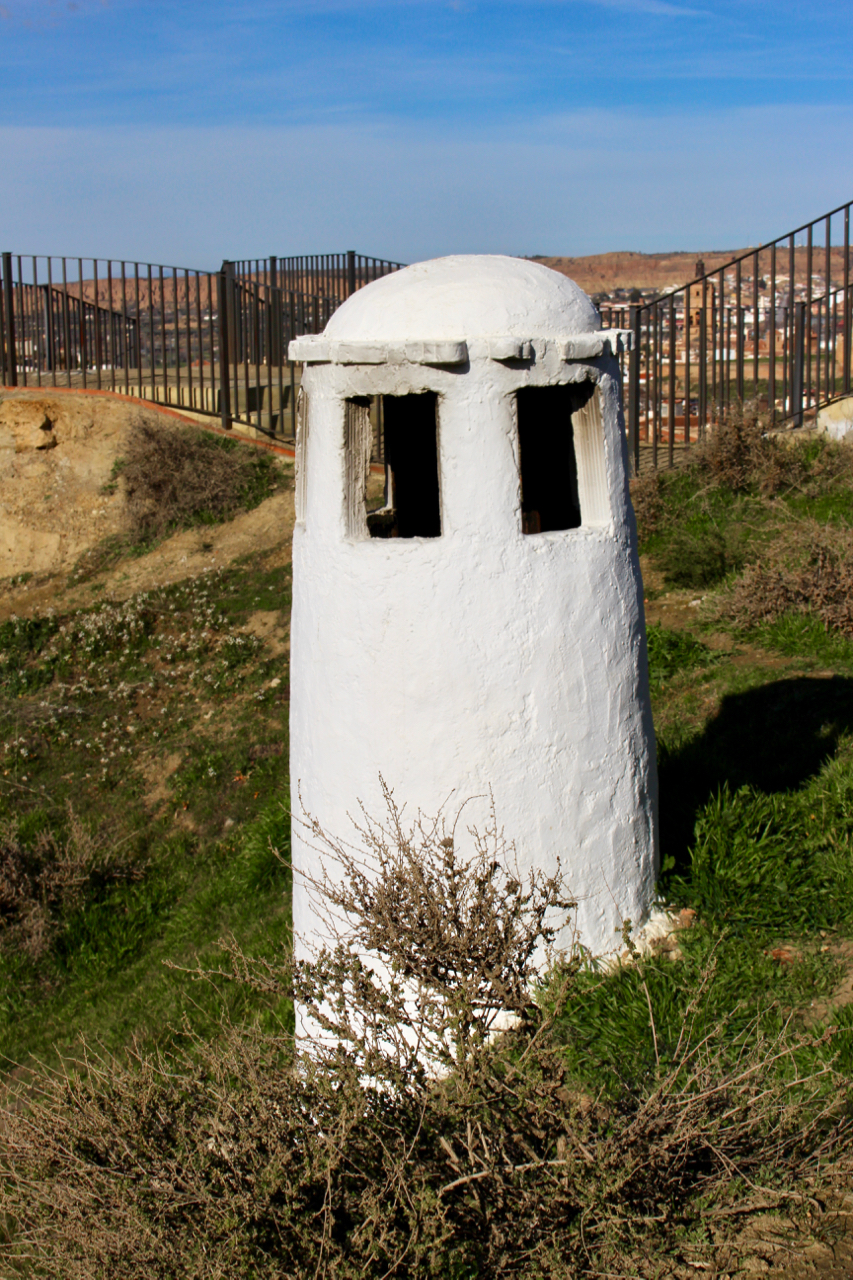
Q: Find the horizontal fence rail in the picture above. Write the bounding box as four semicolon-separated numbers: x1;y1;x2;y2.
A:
0;250;404;440
601;201;853;473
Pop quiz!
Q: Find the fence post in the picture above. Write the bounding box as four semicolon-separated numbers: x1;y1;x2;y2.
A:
0;258;5;385
792;301;806;428
347;250;356;298
2;252;17;387
628;304;641;476
218;263;232;431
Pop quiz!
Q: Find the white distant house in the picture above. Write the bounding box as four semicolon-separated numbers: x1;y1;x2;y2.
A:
288;254;658;962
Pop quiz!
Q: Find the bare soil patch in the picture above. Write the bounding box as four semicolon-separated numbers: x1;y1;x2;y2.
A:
0;390;295;621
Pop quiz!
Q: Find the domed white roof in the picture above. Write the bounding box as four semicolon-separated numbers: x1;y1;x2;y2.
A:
324;254;599;342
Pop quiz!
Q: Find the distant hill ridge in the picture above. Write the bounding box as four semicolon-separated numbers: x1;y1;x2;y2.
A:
532;248;841;295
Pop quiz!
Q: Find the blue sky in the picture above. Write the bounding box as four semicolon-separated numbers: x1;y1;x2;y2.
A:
0;0;850;265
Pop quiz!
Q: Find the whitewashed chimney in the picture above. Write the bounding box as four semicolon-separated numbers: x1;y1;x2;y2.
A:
288;254;657;961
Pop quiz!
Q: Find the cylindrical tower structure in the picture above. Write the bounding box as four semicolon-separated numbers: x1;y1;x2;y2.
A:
289;254;657;959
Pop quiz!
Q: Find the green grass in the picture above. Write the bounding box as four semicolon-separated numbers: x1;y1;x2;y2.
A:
0;546;294;1069
7;436;853;1275
555;712;853;1101
637;432;853;590
750;610;853;664
5;432;853;1123
552;435;853;1105
645;623;721;691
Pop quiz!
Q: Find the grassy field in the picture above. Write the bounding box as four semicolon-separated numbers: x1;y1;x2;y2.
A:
0;425;296;1067
3;412;853;1276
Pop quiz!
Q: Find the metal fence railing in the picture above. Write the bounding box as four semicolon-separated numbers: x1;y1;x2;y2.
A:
601;200;853;473
0;251;404;440
4;216;851;473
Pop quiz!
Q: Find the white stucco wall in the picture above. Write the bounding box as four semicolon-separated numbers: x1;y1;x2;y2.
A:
289;256;657;962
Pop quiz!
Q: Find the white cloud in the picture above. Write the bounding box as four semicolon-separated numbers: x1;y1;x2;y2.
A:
0;105;850;266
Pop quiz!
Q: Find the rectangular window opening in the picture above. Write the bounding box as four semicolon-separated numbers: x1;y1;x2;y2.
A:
517;382;597;534
367;391;441;539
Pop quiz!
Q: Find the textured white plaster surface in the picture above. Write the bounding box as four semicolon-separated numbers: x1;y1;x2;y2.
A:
289;255;657;964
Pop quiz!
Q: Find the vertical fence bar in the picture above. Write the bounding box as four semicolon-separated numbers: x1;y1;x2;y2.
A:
667;294;676;467
16;256;28;387
684;287;691;445
628;304;641;476
806;224;813;415
194;271;205;412
92;259;102;388
289;290;297;439
819;212;824;399
829;285;835;399
269;256;278;434
843;206;851;395
207;272;216;414
158;265;167;403
816;293;823;411
652;305;659;469
134;264;142;398
769;243;776;425
715;268;723;422
78;258;88;389
61;257;71;387
184;268;193;411
147;263;155;402
121;262;129;394
735;259;743;404
698;279;707;440
782;308;789;418
788;235;795;414
106;259;115;391
0;252;11;385
31;256;42;386
751;251;759;403
218;265;232;431
45;261;56;383
171;268;180;409
793;301;806;427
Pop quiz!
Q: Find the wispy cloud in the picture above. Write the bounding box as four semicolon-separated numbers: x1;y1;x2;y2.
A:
1;105;850;264
0;0;108;23
577;0;706;14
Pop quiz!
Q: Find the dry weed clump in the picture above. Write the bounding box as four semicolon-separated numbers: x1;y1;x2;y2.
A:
1;787;850;1278
693;401;853;496
724;522;853;636
0;806;141;961
693;401;779;492
120;418;276;541
629;470;664;540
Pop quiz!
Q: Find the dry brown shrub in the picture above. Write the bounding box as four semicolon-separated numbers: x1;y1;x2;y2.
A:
692;401;800;495
0;807;141;961
725;522;853;636
1;788;850;1278
629;470;664;540
693;401;853;498
121;419;276;541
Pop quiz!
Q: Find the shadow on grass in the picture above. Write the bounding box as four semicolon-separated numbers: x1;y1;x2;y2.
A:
659;674;853;875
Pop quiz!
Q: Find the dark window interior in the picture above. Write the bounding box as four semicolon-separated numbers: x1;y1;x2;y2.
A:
368;392;441;539
517;383;593;534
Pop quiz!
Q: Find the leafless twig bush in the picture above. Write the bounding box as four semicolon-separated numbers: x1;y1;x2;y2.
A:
1;786;850;1277
0;805;141;962
721;520;853;636
120;418;276;541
